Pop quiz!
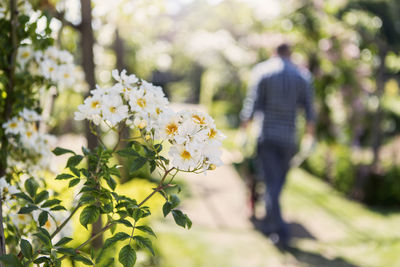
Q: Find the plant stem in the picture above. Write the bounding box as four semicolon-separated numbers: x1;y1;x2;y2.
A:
59;167;175;260
138;168;173;207
50;204;81;239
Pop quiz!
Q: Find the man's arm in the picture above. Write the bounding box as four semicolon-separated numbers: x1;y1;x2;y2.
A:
301;78;316;137
240;76;266;127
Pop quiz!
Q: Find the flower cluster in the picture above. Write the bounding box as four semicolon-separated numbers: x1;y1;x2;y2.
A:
2;108;56;173
75;69;225;172
17;45;79;88
157;110;225;171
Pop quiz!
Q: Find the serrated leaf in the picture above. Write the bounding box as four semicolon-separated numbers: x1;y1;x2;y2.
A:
35;190;49;204
41;199;61;208
33;256;49;264
79;194;96;205
106;177;116;191
25;178;38;198
79;205;100;229
13;192;33;203
117;148;140;158
154;144;162;153
33;232;51;247
169;194;180;209
103;232;130;250
38;211;48;227
116;219;133;228
20;239;33;259
172;210;187;228
56;247;76;256
133;235;154;255
119;245;136;267
19;205;38;214
54;237;73;247
149;161;156;173
73;255;93;265
69;178;80;188
136;225;156;237
55;173;74;180
162;202;173;217
53;147;75;156
50;205;67;211
66;155;84;168
130;157;147;173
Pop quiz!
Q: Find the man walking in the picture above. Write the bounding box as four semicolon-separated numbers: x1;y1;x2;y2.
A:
240;43;315;247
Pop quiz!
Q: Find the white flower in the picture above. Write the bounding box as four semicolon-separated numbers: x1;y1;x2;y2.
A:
57;65;75;86
2;117;24;135
18;46;33;68
101;94;129;126
169;144;202;171
74;95;103;124
155;111;180;140
112;69;138;85
0;177;19;201
19;108;41;122
40;59;58;81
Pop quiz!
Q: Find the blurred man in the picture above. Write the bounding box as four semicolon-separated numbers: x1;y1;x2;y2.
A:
240;43;315;247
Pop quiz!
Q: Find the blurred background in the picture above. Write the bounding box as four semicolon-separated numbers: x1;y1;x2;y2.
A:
35;0;400;266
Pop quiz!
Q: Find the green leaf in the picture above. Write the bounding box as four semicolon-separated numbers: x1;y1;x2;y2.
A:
38;211;48;227
33;256;50;264
106;177;117;191
79;205;100;229
172;210;189;228
79;194;96;205
56;247;76;256
20;239;33;259
130;157;147;173
162;202;173;217
66;155;84;168
35;190;49;204
0;254;22;267
53;147;75;156
41;199;61;208
50;205;67;211
103;232;130;250
25;178;38;197
13;192;33;203
154;144;162;153
118;245;136;267
169;194;180;209
69;178;80;188
70;167;81;177
73;255;93;265
55;173;74;180
117;148;140;157
116;219;133;228
133;235;154;255
33;232;51;247
54;237;73;247
136;225;156;237
149;161;156;173
19;205;38;214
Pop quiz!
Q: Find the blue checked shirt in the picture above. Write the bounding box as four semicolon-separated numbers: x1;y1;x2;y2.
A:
240;57;315;146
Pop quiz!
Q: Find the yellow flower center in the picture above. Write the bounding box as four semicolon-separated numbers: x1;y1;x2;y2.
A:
137;98;146;108
91;100;100;109
193;115;206;125
49;66;54;72
10;122;17;128
26;131;33;138
18;214;26;220
208;128;217;139
109;106;117;113
63;73;70;78
156;108;161;115
180;150;192;160
45;220;52;229
22;51;30;58
165;123;178;135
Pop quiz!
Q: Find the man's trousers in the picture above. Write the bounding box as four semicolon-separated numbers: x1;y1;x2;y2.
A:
257;140;295;243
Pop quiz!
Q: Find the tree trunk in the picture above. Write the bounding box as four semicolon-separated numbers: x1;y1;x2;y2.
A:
80;0;102;249
370;47;388;169
0;0;19;261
